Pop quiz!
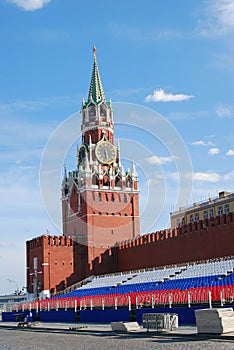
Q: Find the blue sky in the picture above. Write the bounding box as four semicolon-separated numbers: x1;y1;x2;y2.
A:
0;0;233;295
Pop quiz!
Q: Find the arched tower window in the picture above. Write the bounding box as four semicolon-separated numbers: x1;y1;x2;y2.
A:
98;193;102;202
100;104;107;117
89;105;96;117
126;177;132;188
115;175;121;187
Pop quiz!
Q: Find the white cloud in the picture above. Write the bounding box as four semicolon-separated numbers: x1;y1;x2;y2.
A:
192;140;215;146
226;149;234;156
147;174;164;185
166;110;210;121
197;0;234;37
224;170;234;181
167;170;234;186
211;0;234;30
0;117;56;153
193;172;221;183
146;155;174;165
215;104;234;118
208;147;220;155
7;0;51;11
145;89;194;103
0;95;79;112
108;23;187;42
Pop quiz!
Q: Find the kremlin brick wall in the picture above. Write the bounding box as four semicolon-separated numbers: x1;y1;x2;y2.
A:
26;213;234;295
117;213;234;272
26;236;78;294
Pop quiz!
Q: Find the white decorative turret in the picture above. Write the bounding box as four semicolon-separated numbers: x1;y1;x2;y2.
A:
117;139;121;168
131;157;138;179
89;135;93;165
85;156;91;173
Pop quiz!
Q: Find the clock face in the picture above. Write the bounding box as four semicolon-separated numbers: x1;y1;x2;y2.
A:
95;141;116;164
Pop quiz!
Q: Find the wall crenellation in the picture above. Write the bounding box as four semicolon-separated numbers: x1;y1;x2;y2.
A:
118;212;233;251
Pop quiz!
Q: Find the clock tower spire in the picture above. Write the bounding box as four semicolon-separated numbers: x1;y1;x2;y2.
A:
88;46;105;104
81;46;114;145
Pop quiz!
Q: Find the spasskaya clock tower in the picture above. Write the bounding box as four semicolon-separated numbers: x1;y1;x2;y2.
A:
61;47;140;280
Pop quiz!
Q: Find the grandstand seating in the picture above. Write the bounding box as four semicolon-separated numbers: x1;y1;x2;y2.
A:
53;258;234;303
9;258;234;314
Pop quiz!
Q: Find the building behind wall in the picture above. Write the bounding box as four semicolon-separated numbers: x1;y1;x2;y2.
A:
170;191;234;227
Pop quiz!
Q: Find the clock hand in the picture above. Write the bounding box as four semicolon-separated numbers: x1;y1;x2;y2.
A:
104;149;108;161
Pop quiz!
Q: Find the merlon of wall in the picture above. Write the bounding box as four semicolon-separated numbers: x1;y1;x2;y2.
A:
119;213;233;250
27;235;75;249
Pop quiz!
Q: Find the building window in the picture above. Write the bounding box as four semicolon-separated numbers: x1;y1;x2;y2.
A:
224;204;230;214
33;257;38;270
189;214;193;223
111;194;115;202
209;208;214;218
124;194;127;203
181;217;185;225
195;213;200;222
203;210;208;220
218;206;223;216
176;219;180;226
98;193;101;202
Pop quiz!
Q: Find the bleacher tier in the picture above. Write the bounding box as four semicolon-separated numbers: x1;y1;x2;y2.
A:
53;258;234;302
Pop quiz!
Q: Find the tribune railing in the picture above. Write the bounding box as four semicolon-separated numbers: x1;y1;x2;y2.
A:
3;285;234;313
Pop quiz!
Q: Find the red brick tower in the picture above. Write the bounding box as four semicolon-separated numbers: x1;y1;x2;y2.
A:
61;47;140;280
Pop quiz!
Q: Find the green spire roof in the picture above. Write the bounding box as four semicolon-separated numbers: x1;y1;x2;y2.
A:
88;46;106;105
